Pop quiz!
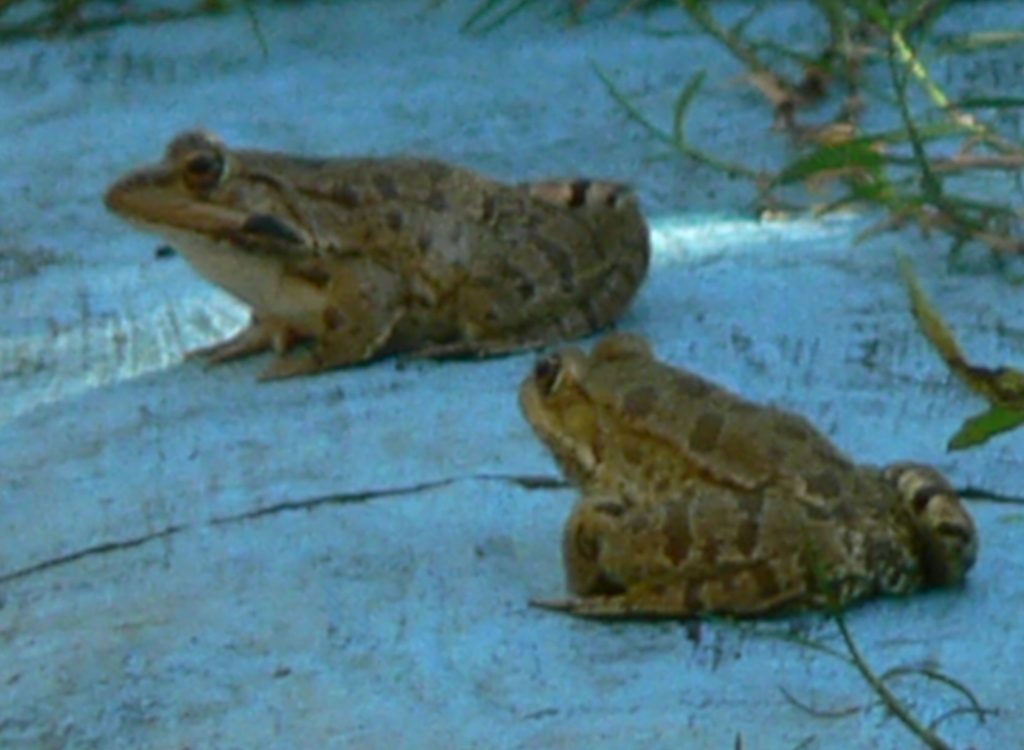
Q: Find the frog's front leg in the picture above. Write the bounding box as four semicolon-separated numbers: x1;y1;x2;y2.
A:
533;483;822;620
187;314;299;364
257;264;407;380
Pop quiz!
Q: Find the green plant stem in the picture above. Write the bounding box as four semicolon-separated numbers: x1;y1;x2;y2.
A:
890;24;1019;154
882;666;989;725
676;0;773;77
592;63;762;179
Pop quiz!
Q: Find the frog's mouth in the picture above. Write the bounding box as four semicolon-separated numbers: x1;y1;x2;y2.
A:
105;174;248;237
104;171;312;259
105;175;326;319
519;373;598;482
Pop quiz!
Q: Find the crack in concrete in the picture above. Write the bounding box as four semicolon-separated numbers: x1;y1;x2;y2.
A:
0;473;566;586
2;476;1004;587
0;523;187;586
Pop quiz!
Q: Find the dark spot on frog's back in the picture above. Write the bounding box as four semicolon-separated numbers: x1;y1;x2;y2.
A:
689;410;725;453
622;385;658;417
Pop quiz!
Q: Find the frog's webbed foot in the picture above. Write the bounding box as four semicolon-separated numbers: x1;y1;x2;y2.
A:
257;346;345;381
529;593;696;620
186;321;271;364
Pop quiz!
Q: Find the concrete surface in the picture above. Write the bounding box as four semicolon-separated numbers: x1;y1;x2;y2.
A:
1;1;1022;748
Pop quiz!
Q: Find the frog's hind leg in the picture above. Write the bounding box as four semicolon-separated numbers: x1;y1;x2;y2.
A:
530;585;705;620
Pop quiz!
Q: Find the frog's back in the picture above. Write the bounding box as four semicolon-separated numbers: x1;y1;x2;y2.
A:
586;352;865;495
239;147;652;352
451;178;650;345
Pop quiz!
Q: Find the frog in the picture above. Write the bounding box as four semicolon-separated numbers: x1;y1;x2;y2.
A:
518;332;979;619
103;130;650;379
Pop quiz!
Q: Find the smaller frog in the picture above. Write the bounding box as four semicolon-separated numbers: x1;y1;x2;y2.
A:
104;131;650;379
519;333;978;619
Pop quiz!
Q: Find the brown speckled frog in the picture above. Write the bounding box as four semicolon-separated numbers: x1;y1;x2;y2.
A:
519;333;978;619
104;130;650;379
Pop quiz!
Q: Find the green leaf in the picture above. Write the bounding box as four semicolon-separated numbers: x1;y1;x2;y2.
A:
948;405;1024;451
955;96;1024;109
773;141;886;186
671;71;707;146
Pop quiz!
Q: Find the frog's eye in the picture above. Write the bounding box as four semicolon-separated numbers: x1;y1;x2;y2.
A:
533;355;563;395
910;486;934;514
181;151;226;193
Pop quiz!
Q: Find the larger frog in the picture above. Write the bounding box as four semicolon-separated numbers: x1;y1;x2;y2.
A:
519;333;978;619
103;131;650;379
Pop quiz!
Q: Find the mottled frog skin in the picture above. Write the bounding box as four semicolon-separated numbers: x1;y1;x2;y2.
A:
104;131;650;379
519;333;978;619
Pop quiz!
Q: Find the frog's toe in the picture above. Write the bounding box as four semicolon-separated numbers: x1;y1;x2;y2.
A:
529;595;644;619
528;597;579;613
187;323;273;364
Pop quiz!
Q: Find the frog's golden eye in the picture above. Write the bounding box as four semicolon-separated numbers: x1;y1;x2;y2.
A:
181;151;226;193
533;355;563;395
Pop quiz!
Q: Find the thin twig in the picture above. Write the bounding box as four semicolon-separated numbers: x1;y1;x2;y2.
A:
833;615;958;750
779;685;865;719
882;665;991;726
